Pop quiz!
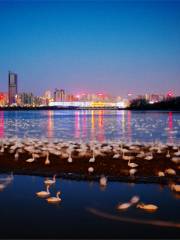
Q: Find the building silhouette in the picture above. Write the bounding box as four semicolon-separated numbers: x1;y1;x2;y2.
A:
8;71;18;105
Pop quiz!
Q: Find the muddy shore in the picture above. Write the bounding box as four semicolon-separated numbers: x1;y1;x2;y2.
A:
0;141;180;184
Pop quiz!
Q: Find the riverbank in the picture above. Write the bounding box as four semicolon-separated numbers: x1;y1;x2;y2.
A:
0;139;180;184
0;106;122;111
1;106;180;111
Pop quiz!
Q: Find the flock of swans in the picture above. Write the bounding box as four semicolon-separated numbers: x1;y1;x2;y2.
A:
35;172;60;203
0;137;180;179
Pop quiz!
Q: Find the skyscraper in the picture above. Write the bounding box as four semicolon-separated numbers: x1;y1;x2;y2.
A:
54;89;65;102
8;71;18;105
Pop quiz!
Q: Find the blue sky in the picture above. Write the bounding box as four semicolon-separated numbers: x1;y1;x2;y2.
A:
0;1;180;97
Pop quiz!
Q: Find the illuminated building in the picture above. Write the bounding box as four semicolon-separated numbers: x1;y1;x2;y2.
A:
65;94;76;102
0;92;8;106
18;92;34;106
54;89;65;102
8;71;18;105
44;90;52;99
44;90;52;105
49;101;126;108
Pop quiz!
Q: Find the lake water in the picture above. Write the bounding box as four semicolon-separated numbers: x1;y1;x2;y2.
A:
0;174;179;238
0;110;180;238
0;110;180;143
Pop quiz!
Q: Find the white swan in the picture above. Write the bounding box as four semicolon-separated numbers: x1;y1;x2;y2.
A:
45;152;50;165
158;171;165;177
165;168;176;175
46;191;61;203
117;202;132;210
44;175;56;185
0;183;6;191
174;148;180;156
99;176;107;187
130;196;140;204
36;185;50;198
67;149;73;163
88;167;94;173
26;153;35;163
128;159;138;168
113;153;120;159
170;184;180;192
144;153;153;161
129;168;137;176
166;150;170;158
171;157;180;164
137;203;158;212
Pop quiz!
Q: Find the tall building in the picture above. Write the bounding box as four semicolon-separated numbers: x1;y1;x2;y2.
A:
54;89;65;102
8;71;18;105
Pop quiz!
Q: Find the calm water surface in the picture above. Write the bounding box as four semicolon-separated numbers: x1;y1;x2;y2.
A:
0;110;180;238
0;174;179;238
0;110;180;143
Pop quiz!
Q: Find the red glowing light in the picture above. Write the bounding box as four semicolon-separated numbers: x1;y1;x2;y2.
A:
167;90;174;97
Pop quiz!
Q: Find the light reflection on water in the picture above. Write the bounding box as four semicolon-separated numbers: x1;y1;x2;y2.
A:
0;110;180;143
0;174;179;238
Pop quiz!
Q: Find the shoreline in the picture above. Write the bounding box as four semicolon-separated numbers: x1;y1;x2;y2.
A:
0;169;179;184
0;106;180;111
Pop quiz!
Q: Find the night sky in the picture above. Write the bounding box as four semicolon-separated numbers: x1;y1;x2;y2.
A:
0;1;180;97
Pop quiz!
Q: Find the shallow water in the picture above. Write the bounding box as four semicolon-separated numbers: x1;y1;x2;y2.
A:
0;174;179;238
0;110;180;143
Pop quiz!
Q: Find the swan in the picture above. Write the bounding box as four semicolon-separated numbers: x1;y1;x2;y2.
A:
158;171;165;177
45;152;50;165
0;183;6;191
99;176;107;187
67;148;73;163
0;145;4;153
129;168;137;176
44;175;56;185
144;153;153;161
89;156;95;162
117;202;132;210
130;196;140;204
165;168;176;175
26;153;35;163
46;191;61;203
173;146;178;150
171;157;180;164
36;185;50;198
166;150;170;158
113;153;120;159
67;156;73;163
157;148;162;154
136;151;145;158
137;203;158;212
15;149;21;160
128;159;138;168
88;167;94;173
170;184;180;192
174;148;180;156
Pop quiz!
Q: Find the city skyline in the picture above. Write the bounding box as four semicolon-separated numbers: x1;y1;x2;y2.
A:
0;1;180;97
